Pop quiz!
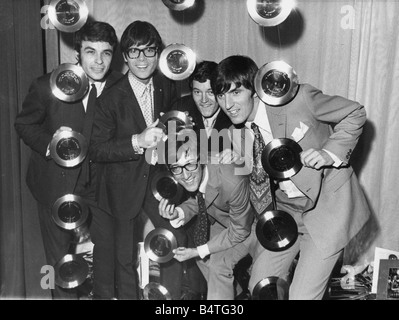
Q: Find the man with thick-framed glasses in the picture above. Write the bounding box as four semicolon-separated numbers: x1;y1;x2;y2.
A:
158;130;263;300
90;20;185;300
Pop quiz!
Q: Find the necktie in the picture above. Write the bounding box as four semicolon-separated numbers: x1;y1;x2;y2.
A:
142;84;158;165
193;192;210;246
249;123;272;215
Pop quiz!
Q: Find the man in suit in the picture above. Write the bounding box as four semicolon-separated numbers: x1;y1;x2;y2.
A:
89;20;191;300
14;21;122;299
158;130;260;299
213;55;372;299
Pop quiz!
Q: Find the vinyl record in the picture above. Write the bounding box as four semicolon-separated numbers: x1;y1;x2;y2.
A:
159;44;196;81
50;129;88;168
256;209;298;252
54;254;89;289
143;282;172;300
144;228;177;263
255;60;299;106
158;110;194;135
261;138;302;179
50;63;89;102
151;171;184;205
252;277;289;300
246;0;293;27
48;0;89;33
162;0;195;11
52;194;89;230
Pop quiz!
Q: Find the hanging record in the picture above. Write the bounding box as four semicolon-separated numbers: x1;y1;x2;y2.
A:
159;44;196;81
50;63;89;102
54;254;89;289
144;228;177;263
48;0;89;33
151;171;184;205
143;282;172;300
162;0;195;11
255;60;299;106
261;138;302;179
49;129;88;167
252;277;289;300
246;0;294;27
256;209;298;252
52;194;89;230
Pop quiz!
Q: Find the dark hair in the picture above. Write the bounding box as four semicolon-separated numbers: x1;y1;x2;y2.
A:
74;21;118;53
120;20;164;56
188;60;218;90
212;55;258;96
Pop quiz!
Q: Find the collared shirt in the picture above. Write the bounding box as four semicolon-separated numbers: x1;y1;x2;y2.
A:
82;81;106;112
202;109;221;138
128;71;154;126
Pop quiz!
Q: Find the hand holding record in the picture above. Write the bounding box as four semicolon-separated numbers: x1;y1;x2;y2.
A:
300;148;335;170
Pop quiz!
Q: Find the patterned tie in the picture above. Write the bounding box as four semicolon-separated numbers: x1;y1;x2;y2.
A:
193;192;210;246
249;123;272;215
142;83;158;164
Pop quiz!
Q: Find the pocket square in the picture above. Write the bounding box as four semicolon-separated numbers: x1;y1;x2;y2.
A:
291;121;309;142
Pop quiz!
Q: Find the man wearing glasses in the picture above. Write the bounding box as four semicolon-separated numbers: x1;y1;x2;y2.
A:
158;130;261;300
90;21;181;299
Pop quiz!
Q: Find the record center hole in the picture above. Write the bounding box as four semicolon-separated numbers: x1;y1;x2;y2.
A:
59;201;82;223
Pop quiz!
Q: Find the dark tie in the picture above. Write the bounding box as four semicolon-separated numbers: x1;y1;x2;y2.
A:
249;123;272;215
193;192;210;247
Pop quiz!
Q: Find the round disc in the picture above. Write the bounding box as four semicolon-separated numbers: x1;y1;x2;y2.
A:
54;254;89;289
252;276;289;300
50;63;89;102
162;0;195;11
246;0;293;27
48;0;89;33
159;44;196;81
143;282;172;300
49;129;88;168
255;60;299;106
151;171;184;205
158;110;194;134
144;228;178;263
51;194;89;230
256;210;298;252
261;138;302;179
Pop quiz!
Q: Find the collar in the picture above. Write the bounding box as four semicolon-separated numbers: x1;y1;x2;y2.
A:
202;108;221;128
128;71;153;97
198;165;209;194
245;98;272;133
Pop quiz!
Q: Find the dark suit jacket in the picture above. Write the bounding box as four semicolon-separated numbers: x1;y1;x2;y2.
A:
15;70;122;206
89;71;177;220
172;95;233;153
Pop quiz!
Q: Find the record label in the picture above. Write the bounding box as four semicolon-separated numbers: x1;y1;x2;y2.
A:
48;0;89;33
159;44;196;81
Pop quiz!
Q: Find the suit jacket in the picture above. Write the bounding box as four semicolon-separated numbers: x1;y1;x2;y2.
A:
172;95;233;153
89;71;177;220
14;70;122;206
178;163;254;254
231;83;371;258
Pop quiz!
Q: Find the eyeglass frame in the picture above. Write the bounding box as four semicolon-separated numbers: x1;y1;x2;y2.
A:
168;161;200;176
126;46;158;59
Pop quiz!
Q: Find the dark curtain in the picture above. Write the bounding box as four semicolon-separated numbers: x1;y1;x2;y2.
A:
0;0;51;299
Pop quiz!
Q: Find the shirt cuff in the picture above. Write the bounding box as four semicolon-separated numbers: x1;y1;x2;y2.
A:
46;143;50;157
170;207;185;228
132;134;144;154
323;149;343;167
197;244;210;259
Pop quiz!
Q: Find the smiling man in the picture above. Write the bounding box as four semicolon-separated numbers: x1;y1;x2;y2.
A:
14;21;122;299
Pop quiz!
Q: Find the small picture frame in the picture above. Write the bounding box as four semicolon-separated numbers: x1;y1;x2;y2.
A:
376;259;399;300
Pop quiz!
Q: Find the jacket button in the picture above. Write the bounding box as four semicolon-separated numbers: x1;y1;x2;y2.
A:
143;174;147;178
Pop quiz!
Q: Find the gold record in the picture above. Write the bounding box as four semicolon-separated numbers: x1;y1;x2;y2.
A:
54;254;89;289
50;63;89;102
246;0;293;27
256;209;298;252
252;277;289;300
162;0;195;11
144;228;178;263
261;138;302;179
143;282;172;300
48;0;89;33
159;44;196;81
52;194;89;230
151;171;184;205
255;60;299;106
49;129;88;168
158;110;194;135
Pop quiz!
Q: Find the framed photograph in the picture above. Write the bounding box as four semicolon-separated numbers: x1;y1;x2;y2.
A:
376;259;399;300
371;247;399;293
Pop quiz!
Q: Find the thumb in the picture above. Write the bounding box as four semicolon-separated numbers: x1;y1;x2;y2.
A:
148;118;159;128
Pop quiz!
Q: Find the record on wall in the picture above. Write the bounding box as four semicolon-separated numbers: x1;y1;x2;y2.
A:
48;0;89;33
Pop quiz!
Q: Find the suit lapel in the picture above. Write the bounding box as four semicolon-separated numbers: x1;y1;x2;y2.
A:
266;105;287;138
152;73;163;120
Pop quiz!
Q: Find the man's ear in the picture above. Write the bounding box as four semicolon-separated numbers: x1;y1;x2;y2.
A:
122;53;128;63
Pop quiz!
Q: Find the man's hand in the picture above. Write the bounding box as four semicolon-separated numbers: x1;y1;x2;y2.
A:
300;148;334;170
216;149;241;164
158;198;179;220
173;247;199;262
137;119;165;148
53;126;72;137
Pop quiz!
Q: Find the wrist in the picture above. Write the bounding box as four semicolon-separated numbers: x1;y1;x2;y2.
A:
132;134;144;154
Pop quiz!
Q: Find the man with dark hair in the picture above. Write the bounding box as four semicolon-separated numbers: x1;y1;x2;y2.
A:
14;21;122;299
89;20;188;300
213;54;371;300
